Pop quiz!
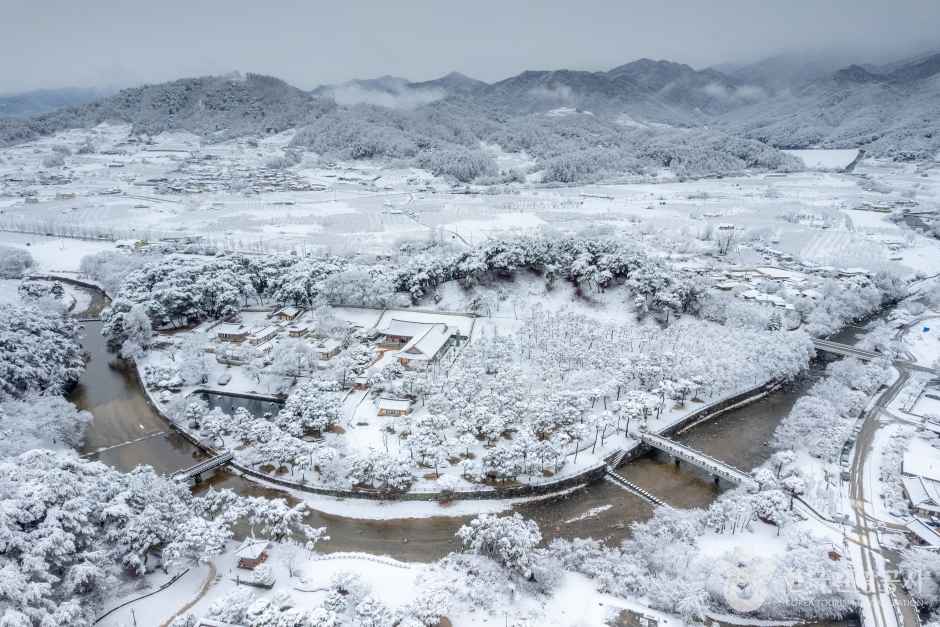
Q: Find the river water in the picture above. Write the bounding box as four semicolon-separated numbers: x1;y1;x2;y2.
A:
66;286;867;625
71;308;833;562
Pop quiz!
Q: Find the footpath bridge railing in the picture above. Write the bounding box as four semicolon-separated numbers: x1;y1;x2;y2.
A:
812;338;880;361
174;451;233;483
813;338;938;375
604;469;667;507
637;432;756;489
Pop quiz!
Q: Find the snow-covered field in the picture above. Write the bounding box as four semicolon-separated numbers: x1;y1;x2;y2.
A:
98;542;670;627
4;125;940;276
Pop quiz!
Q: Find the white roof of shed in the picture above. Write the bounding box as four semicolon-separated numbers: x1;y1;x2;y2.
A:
904;476;933;506
377;397;411;411
381;319;435;338
904;438;940;483
250;325;278;338
216;323;247;334
396;324;453;361
236;539;270;560
756;266;800;280
906;519;940;547
904;475;940;509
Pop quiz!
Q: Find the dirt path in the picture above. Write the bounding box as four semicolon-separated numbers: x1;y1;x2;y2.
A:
160;562;218;627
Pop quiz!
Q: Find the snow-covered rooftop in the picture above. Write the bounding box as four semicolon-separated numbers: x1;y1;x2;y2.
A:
215;323;248;338
236;539;270;561
906;518;940;547
250;325;278;338
377;397;411;412
395;324;454;361
317;339;341;351
381;318;435;338
275;306;301;316
904;438;940;482
902;475;940;512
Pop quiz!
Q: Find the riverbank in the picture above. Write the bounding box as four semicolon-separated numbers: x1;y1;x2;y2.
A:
69;275;885;570
138;346;790;502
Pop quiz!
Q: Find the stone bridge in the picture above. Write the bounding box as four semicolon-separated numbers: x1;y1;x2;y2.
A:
813;338;937;374
637;431;757;489
174;451;234;485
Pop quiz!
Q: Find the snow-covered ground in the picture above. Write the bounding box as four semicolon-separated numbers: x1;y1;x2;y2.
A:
98;542;676;627
0;231;116;272
3;124;939;276
904;317;940;366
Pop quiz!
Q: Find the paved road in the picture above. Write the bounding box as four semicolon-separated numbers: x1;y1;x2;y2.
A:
847;367;920;627
160;562;217;627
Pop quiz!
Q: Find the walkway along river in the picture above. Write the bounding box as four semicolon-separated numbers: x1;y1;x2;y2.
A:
69;288;867;562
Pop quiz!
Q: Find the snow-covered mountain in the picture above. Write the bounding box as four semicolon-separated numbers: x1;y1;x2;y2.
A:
0;72;331;146
313;61;758;123
712;51;863;93
410;71;488;96
465;68;691;122
718;52;940;159
606;58;762;115
312;72;487;109
3;49;939;160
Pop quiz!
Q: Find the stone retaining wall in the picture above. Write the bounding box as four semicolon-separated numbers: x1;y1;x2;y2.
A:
134;358;610;501
231;460;606;502
611;379;784;469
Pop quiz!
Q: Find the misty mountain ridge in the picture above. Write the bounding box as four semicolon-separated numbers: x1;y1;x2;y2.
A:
0;73;332;146
717;50;940;160
312;72;487;109
2;47;940;165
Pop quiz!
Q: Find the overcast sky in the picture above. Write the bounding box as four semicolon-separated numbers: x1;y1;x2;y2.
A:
4;0;939;93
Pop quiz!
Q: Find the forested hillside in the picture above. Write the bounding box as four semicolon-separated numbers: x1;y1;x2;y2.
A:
3;49;940;185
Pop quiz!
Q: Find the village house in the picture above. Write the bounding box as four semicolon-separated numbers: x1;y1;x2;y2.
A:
739;289;791;309
215;323;250;343
838;267;871;279
273;306;303;321
378;320;456;368
902;474;940;519
904;438;940;480
379;318;435;347
248;325;278;346
905;518;940;549
236;539;271;570
902;439;940;519
287;323;309;337
315;339;342;360
352;374;370;390
377;397;412;417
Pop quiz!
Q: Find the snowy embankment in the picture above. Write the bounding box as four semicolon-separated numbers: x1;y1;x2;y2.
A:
0;231;116;273
99;539;676;627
